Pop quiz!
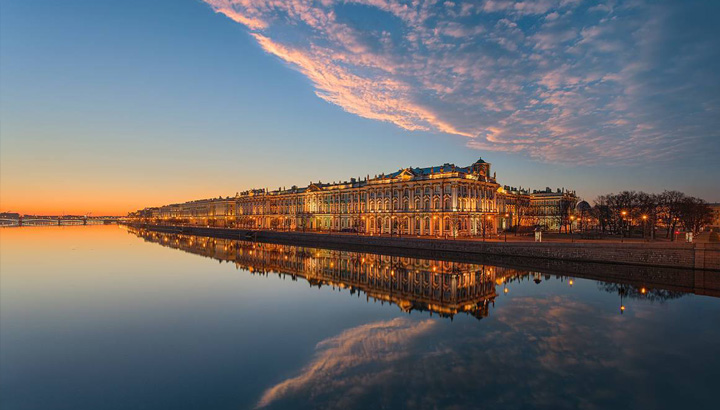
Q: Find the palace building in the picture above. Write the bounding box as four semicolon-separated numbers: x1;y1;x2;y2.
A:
129;158;577;236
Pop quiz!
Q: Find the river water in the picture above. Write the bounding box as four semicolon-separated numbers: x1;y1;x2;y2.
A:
1;225;719;410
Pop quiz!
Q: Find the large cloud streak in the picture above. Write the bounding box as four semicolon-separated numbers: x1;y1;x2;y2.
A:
204;0;720;164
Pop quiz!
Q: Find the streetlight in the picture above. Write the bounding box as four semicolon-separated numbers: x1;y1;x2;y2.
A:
504;213;509;242
642;214;648;240
570;215;575;242
484;215;492;241
620;210;627;242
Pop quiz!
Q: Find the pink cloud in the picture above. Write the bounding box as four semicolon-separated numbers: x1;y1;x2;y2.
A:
201;0;718;165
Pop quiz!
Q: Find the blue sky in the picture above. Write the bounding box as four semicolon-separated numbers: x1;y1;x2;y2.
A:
1;0;718;214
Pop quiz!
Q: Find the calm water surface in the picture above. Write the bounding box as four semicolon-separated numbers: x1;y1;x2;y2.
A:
2;225;719;410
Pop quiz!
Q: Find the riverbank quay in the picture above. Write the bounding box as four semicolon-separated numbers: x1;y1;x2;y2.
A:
124;224;720;272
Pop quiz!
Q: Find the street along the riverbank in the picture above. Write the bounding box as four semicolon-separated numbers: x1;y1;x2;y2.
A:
125;223;720;271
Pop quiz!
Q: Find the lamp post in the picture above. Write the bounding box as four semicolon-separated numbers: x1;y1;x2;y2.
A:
621;210;627;242
642;214;648;240
570;215;575;242
485;215;493;241
504;213;509;242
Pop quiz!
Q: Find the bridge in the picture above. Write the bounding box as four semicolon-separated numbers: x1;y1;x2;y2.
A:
0;216;122;227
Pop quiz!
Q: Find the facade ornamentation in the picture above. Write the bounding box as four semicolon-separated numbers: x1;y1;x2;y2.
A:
129;158;577;235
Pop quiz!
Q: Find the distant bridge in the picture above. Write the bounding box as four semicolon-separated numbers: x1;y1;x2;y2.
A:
0;216;122;227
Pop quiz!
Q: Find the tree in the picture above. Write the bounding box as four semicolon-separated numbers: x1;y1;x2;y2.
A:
592;196;612;233
658;191;685;240
636;192;660;239
515;196;531;232
677;197;713;234
557;198;574;233
594;190;713;240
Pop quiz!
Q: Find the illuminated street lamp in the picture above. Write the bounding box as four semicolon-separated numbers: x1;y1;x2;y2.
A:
570;215;576;242
642;214;648;239
483;215;492;241
504;213;510;242
620;210;628;242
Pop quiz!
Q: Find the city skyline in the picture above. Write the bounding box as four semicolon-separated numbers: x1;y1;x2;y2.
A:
2;0;719;216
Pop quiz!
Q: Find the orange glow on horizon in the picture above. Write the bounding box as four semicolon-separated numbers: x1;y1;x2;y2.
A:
1;189;242;217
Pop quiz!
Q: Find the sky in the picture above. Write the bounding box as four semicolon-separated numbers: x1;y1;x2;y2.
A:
1;0;718;216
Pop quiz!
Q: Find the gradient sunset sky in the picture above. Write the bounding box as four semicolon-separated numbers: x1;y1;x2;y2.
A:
2;0;718;216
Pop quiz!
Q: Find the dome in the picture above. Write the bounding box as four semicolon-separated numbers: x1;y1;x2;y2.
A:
576;201;591;211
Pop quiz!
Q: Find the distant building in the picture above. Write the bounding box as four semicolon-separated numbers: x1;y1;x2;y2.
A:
709;203;720;229
497;186;530;230
527;188;579;231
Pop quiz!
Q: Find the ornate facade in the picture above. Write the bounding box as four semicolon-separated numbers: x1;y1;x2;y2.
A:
131;159;503;237
129;158;580;235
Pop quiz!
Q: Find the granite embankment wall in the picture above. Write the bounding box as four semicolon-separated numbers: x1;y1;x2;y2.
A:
127;224;720;271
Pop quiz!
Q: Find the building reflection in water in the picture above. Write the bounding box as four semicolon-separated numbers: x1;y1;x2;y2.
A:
128;227;533;320
128;227;699;319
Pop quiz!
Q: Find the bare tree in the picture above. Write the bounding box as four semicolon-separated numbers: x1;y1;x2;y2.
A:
678;197;713;234
592;196;611;233
658;191;685;240
515;197;531;232
556;198;574;233
594;190;712;240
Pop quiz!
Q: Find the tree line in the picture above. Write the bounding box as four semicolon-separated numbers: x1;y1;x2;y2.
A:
591;190;713;239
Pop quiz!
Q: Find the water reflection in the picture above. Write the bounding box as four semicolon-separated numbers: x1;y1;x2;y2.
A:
129;227;524;320
258;317;436;408
128;227;714;322
3;226;719;410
